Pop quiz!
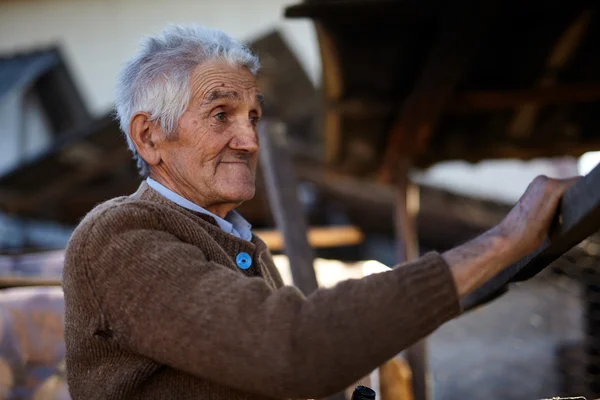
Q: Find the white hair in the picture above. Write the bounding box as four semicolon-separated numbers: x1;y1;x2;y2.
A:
115;24;260;177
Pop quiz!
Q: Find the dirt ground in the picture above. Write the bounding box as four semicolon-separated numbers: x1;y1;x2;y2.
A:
429;274;585;400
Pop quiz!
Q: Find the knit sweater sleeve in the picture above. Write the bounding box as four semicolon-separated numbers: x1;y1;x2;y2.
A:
76;203;460;399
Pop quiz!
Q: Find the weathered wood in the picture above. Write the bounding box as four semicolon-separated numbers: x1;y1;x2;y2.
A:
462;162;600;311
254;226;363;252
379;3;497;183
258;120;319;295
331;82;600;116
315;22;344;166
0;277;62;290
449;84;600;112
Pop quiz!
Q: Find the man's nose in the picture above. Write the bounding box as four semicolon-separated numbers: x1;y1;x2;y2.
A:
230;121;259;153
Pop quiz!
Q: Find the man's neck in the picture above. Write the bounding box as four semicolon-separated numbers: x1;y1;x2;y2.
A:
147;174;236;219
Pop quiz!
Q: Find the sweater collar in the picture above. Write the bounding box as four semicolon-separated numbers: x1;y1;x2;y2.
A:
131;181;268;251
130;181;278;288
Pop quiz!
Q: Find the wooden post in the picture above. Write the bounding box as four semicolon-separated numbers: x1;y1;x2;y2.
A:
258;119;319;295
259;120;346;400
394;160;429;400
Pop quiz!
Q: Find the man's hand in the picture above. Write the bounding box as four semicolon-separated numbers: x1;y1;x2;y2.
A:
443;175;580;298
494;175;580;261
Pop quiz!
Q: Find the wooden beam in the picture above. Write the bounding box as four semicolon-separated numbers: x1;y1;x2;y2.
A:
330;83;600;116
379;2;497;183
254;226;363;252
258;120;319;295
315;22;344;165
393;161;429;400
449;83;600;112
462;162;600;311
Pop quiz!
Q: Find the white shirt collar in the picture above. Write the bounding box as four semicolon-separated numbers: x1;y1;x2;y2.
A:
146;178;252;241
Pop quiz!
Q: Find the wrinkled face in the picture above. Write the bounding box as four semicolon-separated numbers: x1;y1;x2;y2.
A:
158;60;262;209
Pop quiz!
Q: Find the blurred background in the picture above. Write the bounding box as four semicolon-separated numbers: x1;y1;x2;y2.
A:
0;0;600;399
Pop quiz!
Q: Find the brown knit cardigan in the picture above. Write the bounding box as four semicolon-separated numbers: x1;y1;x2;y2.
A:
62;182;460;400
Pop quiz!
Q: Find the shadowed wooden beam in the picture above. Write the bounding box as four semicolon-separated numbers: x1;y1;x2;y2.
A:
330;83;600;117
379;2;498;184
507;10;593;139
449;83;600;112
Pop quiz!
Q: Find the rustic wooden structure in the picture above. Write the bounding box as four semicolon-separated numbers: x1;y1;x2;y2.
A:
286;1;600;177
284;1;600;399
2;9;600;397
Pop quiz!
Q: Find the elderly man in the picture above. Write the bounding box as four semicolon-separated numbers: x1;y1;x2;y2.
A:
63;24;577;400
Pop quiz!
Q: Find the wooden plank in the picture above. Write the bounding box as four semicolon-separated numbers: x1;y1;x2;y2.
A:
254;226;363;251
379;2;497;183
378;357;414;400
462;162;600;311
0;277;62;290
258;120;319;295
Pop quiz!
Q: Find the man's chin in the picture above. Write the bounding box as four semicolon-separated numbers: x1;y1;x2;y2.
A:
219;187;255;205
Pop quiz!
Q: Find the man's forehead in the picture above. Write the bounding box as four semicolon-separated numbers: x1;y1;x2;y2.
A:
191;61;259;98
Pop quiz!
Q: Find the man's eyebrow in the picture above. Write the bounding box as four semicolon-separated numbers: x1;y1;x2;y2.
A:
202;89;241;104
201;90;264;106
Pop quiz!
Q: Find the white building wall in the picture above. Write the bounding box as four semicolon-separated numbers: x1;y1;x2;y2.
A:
0;0;321;116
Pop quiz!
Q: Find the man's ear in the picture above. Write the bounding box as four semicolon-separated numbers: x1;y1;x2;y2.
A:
129;112;162;167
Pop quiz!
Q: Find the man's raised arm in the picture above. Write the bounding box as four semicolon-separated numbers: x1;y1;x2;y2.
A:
444;175;579;297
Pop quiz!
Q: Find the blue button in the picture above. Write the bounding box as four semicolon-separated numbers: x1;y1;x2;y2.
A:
236;252;252;270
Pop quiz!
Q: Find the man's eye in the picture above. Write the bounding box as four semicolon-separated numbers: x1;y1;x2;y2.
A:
214;112;226;122
250;116;261;126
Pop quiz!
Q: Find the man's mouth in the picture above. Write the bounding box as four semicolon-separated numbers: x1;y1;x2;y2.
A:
220;161;248;165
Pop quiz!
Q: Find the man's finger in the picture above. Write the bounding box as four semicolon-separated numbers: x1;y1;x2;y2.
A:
558;176;583;194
